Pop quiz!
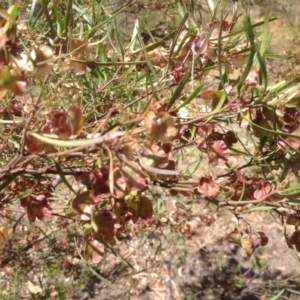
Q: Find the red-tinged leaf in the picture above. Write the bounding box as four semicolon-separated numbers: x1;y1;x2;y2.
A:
113;199;128;218
290;231;300;244
286;215;299;225
290;231;300;252
121;162;146;191
207;140;228;166
144;111;177;144
164;160;177;172
72;191;95;221
197;139;206;151
36;206;52;222
84;239;105;264
144;111;158;142
26;135;57;154
241;234;255;257
170;63;185;83
63;38;93;75
21;195;52;223
240;232;267;256
11;99;23;116
0;223;13;242
112;168;128;199
169;189;179;197
128;197;140;223
249;234;260;248
281;108;299;133
66;105;83;136
75;169;109;195
151;144;169;168
237;171;253;184
93;169;110;192
41;124;51;134
201;90;224;101
139;196;153;220
197;123;215;138
44;105;83;139
92;210;116;242
223;130;238;146
278;136;300;151
251;109;273;138
26;135;47;154
34;44;54;76
147;46;169;68
45;110;71;139
140;144;169;169
257;231;269;247
245;67;259;89
253;180;271;200
191;34;208;56
160;142;172;154
198;175;220;198
212;140;228;159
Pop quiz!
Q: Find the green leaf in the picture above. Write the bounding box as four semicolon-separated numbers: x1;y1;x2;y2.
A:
278;182;300;198
40;0;56;36
240;206;274;214
236;15;255;93
64;0;73;36
186;154;202;175
9;3;19;20
255;42;268;89
18;189;33;199
173;27;195;58
252;12;271;90
167;71;191;111
175;84;204;111
168;13;189;60
52;6;63;37
86;5;128;38
203;90;226;123
269;289;285;300
285;288;300;295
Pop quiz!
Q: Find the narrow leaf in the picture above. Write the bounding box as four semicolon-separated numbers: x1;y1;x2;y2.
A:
29;131;125;147
175;84;204;111
236;15;255;92
167;71;191;110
